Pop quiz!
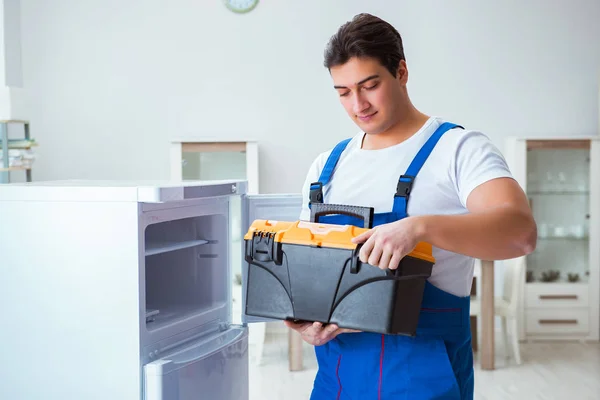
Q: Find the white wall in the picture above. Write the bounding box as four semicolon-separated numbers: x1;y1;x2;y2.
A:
1;0;22;87
18;0;600;193
14;0;600;328
0;0;25;121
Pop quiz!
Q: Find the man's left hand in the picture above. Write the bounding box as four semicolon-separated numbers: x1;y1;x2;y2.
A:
351;216;423;270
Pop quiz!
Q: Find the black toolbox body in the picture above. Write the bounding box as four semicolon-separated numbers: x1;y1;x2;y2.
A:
243;204;435;336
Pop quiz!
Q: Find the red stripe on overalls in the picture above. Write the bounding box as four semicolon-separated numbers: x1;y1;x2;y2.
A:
336;355;342;400
378;334;385;399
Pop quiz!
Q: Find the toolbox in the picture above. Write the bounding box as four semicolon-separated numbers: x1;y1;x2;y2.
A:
243;204;436;336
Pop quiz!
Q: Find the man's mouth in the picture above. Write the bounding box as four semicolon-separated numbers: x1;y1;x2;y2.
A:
358;112;377;122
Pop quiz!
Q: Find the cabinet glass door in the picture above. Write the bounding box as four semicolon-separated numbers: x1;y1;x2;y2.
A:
525;140;590;284
182;150;247;181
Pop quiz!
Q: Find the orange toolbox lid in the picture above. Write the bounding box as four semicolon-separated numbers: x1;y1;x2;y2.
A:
244;219;435;264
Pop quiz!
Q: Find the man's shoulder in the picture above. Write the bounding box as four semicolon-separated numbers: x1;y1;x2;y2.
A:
435;122;501;158
437;120;491;143
310;132;364;170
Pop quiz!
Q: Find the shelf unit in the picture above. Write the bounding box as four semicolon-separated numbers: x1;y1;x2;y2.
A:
505;137;600;342
0;119;33;183
170;139;259;194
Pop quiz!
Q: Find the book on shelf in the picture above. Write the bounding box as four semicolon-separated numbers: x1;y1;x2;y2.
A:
0;138;37;149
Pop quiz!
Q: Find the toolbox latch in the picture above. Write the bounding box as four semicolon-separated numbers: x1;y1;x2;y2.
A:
246;231;283;265
395;175;415;198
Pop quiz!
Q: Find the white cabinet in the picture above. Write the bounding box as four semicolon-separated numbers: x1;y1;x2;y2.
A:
505;137;600;341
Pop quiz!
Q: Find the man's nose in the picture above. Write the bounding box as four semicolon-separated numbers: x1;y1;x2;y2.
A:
352;93;370;115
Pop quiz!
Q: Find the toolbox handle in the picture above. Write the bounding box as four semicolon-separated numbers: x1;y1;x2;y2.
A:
310;203;374;229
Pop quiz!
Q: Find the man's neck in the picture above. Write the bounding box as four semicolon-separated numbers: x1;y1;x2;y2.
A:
362;109;430;150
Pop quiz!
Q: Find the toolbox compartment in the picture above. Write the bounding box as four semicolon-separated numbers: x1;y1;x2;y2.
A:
243;214;435;336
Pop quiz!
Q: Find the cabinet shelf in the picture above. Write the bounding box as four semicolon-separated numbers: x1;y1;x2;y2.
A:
0;166;31;172
528;190;589;195
536;237;588;241
145;239;209;256
1;120;34;184
526;279;589;285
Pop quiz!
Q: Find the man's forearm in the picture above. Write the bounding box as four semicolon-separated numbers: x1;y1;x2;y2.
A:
414;206;537;261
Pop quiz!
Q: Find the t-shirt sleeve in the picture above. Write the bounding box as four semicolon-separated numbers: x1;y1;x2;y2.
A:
298;155;323;221
451;130;514;208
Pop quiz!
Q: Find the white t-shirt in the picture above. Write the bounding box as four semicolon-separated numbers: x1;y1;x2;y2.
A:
299;116;514;297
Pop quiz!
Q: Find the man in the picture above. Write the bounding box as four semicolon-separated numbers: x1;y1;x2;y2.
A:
284;13;537;400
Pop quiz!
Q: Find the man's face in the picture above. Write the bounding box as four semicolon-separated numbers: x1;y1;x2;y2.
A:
330;57;407;135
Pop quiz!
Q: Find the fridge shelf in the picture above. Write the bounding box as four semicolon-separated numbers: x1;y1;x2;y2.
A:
145;303;227;332
145;239;209;256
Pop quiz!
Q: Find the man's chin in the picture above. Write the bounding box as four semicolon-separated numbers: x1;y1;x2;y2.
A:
355;119;387;135
361;125;386;135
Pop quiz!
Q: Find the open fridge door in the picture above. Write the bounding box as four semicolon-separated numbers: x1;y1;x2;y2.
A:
240;193;303;324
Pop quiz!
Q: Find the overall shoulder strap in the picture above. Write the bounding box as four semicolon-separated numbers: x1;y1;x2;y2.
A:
309;137;352;204
393;122;464;217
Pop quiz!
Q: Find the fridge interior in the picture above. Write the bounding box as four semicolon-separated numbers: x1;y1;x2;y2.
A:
144;213;229;334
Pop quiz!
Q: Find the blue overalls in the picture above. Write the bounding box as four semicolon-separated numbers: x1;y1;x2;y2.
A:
308;122;474;400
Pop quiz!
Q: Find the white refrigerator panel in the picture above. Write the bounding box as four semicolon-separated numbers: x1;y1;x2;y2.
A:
0;179;246;202
0;199;143;400
241;194;303;323
144;327;248;400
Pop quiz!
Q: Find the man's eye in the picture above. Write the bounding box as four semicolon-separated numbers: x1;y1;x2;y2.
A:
339;91;350;97
364;83;379;90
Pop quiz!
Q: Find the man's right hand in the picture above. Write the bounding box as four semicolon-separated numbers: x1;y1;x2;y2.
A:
283;320;360;346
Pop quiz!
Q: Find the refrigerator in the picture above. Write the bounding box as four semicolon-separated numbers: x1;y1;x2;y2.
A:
0;179;303;400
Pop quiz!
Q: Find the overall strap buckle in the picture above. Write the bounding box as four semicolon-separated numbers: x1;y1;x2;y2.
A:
391;122;463;217
309;182;324;204
395;175;415;198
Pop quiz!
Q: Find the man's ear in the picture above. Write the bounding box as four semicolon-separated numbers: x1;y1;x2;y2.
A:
397;60;408;84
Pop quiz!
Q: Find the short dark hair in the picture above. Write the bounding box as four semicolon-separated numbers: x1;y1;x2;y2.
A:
324;13;406;77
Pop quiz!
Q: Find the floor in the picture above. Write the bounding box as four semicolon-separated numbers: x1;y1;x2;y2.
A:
248;328;600;400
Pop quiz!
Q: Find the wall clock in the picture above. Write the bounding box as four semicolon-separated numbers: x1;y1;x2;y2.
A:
223;0;259;13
